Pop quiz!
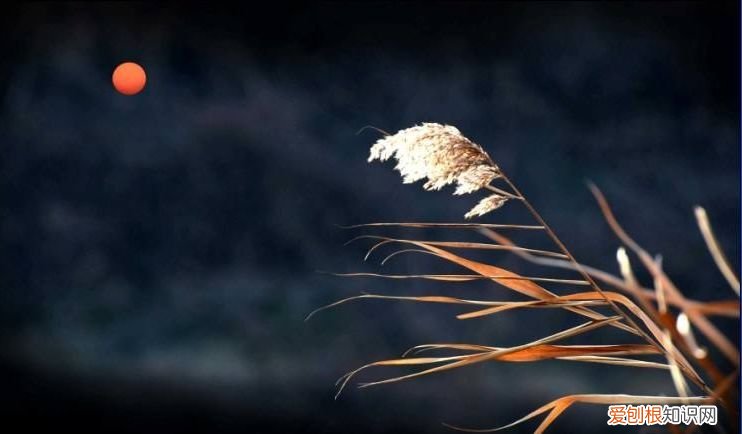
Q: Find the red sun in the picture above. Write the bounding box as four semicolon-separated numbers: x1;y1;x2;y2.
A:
112;62;147;95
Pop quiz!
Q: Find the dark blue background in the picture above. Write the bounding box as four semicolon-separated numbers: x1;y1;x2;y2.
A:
1;2;739;433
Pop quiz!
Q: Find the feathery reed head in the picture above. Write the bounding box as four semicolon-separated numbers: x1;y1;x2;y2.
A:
464;194;508;219
368;123;507;218
368;123;500;195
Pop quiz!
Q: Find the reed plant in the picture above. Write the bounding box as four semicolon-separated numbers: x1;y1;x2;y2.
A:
311;123;739;433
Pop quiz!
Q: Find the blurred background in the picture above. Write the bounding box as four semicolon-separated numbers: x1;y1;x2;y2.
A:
0;2;739;433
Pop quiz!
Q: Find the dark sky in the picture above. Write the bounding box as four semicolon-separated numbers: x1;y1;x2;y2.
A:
1;2;739;434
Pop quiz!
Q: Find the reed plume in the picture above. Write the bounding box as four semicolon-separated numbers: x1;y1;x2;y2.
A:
368;123;510;216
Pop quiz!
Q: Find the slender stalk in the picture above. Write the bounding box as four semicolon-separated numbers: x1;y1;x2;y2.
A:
485;184;523;200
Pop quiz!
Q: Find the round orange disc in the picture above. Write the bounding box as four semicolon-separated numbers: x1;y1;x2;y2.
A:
112;62;147;96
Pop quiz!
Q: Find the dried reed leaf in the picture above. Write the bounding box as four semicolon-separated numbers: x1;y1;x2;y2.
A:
339;222;543;230
336;317;622;397
687;300;739;317
654;255;668;314
348;235;567;259
695;206;740;295
352;317;621;389
405;343;660;358
332;272;590;286
477;344;662;362
404;343;497;356
407;343;670;370
410;344;662;363
403;343;658;365
336;272;485;282
306;292;607;322
379;248;442;265
453;299;602;317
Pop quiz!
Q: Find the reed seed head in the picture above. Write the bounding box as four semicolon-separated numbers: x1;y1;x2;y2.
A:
464;194;508;219
368;123;507;218
368;123;500;195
